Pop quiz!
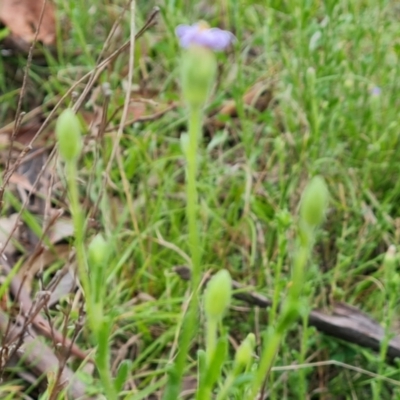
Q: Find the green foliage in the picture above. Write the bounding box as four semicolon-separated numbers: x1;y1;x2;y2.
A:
2;0;400;398
55;108;83;162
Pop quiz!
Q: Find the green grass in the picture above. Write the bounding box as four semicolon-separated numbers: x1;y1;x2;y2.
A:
1;0;400;398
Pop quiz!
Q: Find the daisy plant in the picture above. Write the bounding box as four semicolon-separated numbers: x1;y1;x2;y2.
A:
162;22;235;400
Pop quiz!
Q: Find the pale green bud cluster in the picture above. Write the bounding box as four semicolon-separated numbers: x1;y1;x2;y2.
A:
55;108;83;162
234;333;255;370
300;175;329;228
204;269;232;321
181;45;217;109
88;233;108;267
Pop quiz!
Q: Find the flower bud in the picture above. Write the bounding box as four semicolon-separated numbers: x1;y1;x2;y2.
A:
204;269;232;321
234;333;255;370
56;108;83;162
88;234;108;267
181;45;217;109
300;176;329;228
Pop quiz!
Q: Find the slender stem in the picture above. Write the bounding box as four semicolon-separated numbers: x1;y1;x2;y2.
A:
96;320;118;400
66;161;117;400
66;162;91;315
247;329;281;400
375;248;398;399
196;381;211;400
164;106;203;398
248;240;310;399
215;373;235;400
186;106;202;287
206;318;217;365
269;233;286;323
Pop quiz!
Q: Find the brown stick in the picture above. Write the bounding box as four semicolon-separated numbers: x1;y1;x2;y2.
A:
174;266;400;360
1;259;89;362
0;311;91;399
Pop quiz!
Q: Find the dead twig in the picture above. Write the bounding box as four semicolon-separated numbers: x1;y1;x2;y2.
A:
0;308;91;399
174;266;400;360
0;0;49;206
0;6;160;216
0;257;89;362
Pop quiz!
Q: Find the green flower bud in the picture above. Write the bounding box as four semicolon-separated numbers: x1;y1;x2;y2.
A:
234;333;255;371
56;108;83;162
300;176;329;228
204;269;232;321
181;45;217;109
88;234;108;267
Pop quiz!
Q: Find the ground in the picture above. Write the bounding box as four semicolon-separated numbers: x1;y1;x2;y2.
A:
0;0;400;399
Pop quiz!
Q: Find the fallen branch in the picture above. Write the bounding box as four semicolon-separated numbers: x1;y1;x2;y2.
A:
0;253;92;398
174;266;400;360
1;257;89;361
0;311;91;399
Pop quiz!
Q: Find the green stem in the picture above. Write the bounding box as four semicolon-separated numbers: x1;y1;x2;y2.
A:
164;106;203;399
96;319;118;400
196;382;211;400
66;161;117;400
247;329;282;400
215;373;235;400
186;106;202;286
249;240;310;399
196;314;216;400
66;162;91;317
269;233;286;323
206;318;217;365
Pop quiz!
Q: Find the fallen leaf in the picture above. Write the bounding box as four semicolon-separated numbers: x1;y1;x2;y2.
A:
0;0;56;45
48;268;76;307
17;243;70;292
209;80;274;128
127;101;147;121
220;81;273;116
9;172;36;193
0;213;20;255
0;132;9;148
48;217;74;244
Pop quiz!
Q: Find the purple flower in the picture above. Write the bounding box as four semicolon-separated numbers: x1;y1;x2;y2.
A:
370;86;381;96
175;22;235;51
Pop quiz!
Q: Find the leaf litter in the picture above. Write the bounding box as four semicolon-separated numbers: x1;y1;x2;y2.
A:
0;2;397;399
0;6;169;398
0;0;56;48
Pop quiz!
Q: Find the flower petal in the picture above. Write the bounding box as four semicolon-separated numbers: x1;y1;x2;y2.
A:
175;23;235;50
199;28;235;50
175;24;193;38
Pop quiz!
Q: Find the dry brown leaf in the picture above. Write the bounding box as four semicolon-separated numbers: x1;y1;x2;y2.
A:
209;80;274;128
0;0;56;45
219;81;273;116
17;243;70;291
48;268;76;306
0;132;9;148
0;213;20;255
127;101;147;120
9;172;36;193
48;217;74;244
